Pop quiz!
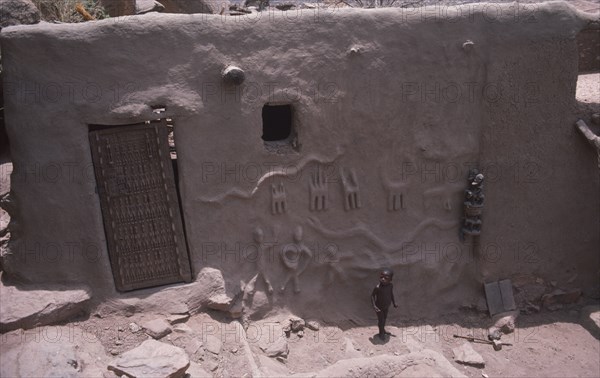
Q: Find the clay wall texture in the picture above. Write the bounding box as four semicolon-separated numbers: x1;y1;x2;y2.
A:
1;2;597;321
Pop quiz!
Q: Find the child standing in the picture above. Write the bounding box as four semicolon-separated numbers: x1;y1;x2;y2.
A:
371;268;398;339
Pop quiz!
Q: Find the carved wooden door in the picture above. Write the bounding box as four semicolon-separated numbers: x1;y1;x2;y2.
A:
90;120;192;291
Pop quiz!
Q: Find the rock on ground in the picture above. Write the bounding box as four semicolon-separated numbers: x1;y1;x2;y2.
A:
542;289;582;308
142;318;172;339
246;289;271;319
260;333;289;358
452;342;485;367
186;361;212;377
306;320;320;331
0;282;91;332
257;354;289;376
95;267;238;317
187;267;236;315
0;0;40;29
158;0;226;14
167;313;190;324
128;322;142;333
513;275;547;309
98;0;135;17
580;304;600;337
136;0;165;14
206;293;234;312
281;316;306;334
0;162;12;197
108;339;190;378
170;325;203;357
290;317;305;332
205;359;219;372
344;337;363;358
488;309;519;339
204;334;223;355
0;207;9;235
315;349;466;377
0;325;109;377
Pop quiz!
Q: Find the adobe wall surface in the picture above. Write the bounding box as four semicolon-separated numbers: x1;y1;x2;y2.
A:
0;2;597;321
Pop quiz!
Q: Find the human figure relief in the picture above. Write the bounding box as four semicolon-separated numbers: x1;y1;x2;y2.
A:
246;227;274;295
280;226;313;293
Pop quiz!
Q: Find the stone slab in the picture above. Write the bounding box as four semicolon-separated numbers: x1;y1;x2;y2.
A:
484;281;504;316
0;282;91;332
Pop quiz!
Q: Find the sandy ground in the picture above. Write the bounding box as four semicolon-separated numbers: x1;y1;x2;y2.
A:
13;301;596;377
255;308;600;378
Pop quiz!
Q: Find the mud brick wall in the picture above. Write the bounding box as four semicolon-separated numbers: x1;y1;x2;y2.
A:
1;2;597;320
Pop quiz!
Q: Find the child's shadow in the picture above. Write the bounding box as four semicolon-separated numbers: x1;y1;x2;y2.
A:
368;333;396;345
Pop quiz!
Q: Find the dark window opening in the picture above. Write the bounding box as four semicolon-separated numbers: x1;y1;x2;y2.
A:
261;104;298;154
262;104;292;141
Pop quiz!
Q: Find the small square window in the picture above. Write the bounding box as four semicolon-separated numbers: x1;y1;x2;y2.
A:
262;104;297;153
